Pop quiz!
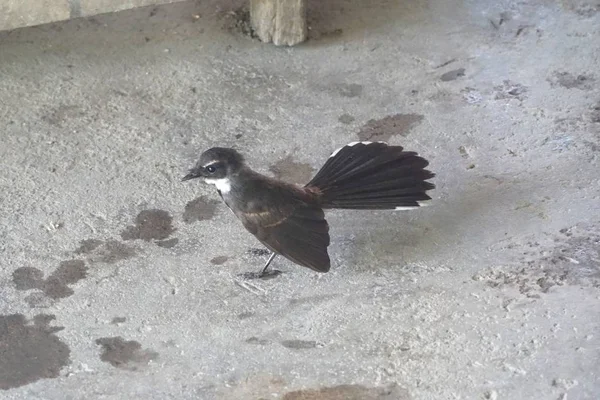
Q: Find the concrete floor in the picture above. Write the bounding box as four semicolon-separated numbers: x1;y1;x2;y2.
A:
1;0;599;399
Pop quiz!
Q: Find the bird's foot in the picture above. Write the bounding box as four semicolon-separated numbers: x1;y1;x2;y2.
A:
239;269;282;280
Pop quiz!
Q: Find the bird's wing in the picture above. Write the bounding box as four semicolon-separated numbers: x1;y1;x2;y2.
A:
239;202;331;272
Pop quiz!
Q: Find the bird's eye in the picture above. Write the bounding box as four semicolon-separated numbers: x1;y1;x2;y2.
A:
205;165;216;174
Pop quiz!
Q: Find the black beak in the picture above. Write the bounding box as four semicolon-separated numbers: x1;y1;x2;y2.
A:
182;169;202;182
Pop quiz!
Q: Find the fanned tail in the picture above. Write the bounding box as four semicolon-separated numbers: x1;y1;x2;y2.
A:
306;141;435;210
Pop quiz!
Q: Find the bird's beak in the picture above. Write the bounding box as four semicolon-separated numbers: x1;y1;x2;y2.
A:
182;169;202;182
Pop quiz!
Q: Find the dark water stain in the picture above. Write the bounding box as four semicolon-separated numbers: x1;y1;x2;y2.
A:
494;80;528;100
111;317;127;324
572;3;599;17
75;239;136;263
358;114;424;142
183;196;218;224
98;240;137;262
269;155;315;184
334;83;363;98
282;384;409;400
591;102;600;123
237;311;254;319
121;209;175;241
24;293;53;308
0;314;70;390
43;260;87;299
95;337;158;371
156;238;179;248
41;104;84;127
74;239;103;254
338;114;355;124
245;337;270;345
440;68;466;81
210;256;229;265
281;340;317;349
12;267;44;290
13;260;87;301
549;71;595;90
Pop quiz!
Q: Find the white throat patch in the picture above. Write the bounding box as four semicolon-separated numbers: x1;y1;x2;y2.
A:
205;178;231;193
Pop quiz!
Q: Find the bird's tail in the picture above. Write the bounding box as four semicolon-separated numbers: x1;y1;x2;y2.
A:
306;141;435;210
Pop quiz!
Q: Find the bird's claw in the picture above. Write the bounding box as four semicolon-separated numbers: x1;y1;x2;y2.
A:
239;269;282;280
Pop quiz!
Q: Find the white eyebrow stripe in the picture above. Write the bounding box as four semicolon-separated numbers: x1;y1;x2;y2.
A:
202;161;220;168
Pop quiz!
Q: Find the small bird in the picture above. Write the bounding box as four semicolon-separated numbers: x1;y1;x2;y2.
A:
183;141;435;278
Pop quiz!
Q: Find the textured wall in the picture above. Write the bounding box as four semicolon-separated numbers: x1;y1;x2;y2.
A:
0;0;181;31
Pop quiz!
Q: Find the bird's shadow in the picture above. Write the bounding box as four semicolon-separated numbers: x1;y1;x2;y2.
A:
329;173;541;274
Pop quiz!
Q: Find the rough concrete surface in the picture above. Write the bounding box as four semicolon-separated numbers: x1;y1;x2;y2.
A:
1;0;599;399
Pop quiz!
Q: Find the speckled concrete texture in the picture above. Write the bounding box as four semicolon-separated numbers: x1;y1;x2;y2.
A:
1;0;599;399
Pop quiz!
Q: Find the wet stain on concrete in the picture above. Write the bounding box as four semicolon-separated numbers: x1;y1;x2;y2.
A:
338;114;355;124
95;337;158;371
549;71;595;90
269;155;315;184
358;114;424;142
246;337;270;345
494;80;528;100
74;239;103;254
121;209;175;241
210;256;229;265
156;238;179;248
75;239;137;263
334;83;363;98
0;314;70;390
41;104;84;127
13;260;87;301
591;101;600;123
111;317;127;324
90;240;137;263
281;339;317;349
183;196;218;224
24;292;53;308
572;3;599;17
440;68;465;81
12;267;44;290
237;311;254;319
43;260;87;299
282;384;409;400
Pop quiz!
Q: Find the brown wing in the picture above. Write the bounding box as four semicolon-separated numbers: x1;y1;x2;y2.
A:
240;203;331;272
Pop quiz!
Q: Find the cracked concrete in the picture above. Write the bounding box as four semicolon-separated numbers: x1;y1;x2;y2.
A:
1;0;599;399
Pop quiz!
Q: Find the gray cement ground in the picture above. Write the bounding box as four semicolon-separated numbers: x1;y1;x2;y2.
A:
1;0;599;399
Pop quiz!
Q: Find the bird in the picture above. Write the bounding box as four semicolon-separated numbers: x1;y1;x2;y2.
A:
182;141;435;279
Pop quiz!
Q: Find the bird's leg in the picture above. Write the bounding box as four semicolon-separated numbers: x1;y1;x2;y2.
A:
259;252;278;277
240;251;282;280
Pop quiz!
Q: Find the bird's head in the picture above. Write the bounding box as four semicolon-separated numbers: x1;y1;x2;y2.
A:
182;148;245;190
